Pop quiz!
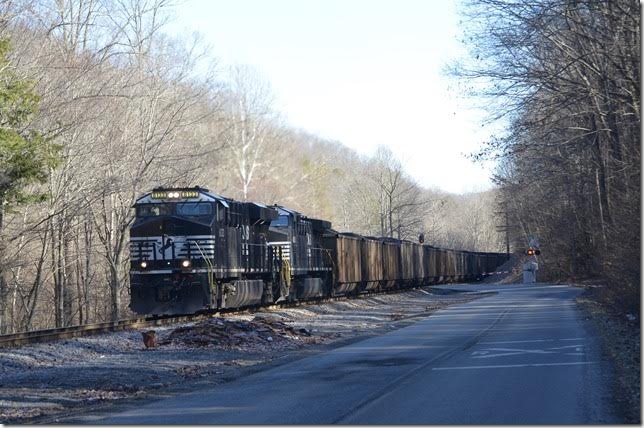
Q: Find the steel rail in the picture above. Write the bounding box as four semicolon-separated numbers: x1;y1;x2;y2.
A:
0;313;210;348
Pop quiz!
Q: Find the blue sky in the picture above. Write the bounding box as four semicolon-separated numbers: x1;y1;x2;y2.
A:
168;0;497;194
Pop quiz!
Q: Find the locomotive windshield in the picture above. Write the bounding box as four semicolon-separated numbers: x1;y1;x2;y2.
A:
137;204;172;217
176;202;212;216
270;215;289;227
136;202;213;217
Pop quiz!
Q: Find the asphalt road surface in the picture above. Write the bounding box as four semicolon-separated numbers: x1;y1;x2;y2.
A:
69;283;618;424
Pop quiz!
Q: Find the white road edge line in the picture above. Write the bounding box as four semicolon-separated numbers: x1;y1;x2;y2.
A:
433;361;597;370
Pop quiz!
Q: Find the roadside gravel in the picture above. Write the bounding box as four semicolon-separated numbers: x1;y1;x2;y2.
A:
0;286;487;424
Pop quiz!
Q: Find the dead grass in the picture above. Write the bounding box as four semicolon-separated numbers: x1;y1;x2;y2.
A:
576;284;641;424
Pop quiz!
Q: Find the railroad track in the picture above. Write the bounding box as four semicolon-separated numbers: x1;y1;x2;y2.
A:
0;286;438;348
0;313;209;348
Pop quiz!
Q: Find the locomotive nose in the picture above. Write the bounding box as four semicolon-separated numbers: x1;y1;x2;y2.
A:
130;216;211;237
163;218;175;234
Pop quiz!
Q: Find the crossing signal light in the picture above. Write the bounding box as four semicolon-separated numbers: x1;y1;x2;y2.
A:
526;247;541;256
418;233;425;244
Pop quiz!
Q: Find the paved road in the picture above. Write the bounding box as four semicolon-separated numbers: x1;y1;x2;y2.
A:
69;283;618;424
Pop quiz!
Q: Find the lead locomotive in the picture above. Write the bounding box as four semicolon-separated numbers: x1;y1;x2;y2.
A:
129;186;509;315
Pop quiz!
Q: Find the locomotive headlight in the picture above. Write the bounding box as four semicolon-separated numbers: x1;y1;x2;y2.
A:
140;261;148;268
181;259;191;268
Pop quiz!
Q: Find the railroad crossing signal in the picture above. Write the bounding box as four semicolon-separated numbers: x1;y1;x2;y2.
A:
526;247;541;256
526;235;540;256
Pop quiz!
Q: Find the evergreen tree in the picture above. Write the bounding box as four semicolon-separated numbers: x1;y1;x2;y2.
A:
0;38;59;333
0;38;59;229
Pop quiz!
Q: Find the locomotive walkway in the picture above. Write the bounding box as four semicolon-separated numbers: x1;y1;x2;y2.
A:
66;283;618;424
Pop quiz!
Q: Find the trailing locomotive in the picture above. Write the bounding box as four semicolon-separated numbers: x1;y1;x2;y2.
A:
129;186;509;315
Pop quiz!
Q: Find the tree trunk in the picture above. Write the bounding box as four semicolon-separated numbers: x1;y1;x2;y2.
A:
0;271;6;335
109;260;121;321
23;226;49;331
0;200;5;334
63;220;72;326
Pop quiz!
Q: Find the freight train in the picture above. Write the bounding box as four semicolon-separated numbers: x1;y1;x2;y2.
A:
129;186;508;315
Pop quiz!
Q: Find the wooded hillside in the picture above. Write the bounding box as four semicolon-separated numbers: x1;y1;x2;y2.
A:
457;0;640;308
0;0;504;333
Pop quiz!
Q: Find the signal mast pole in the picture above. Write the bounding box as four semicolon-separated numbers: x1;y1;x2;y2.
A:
495;209;510;257
504;211;509;256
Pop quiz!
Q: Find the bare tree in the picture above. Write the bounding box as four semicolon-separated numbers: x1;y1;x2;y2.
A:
222;64;277;200
456;0;640;304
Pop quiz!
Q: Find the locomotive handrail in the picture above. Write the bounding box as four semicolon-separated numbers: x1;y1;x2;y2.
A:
192;240;215;291
322;248;336;292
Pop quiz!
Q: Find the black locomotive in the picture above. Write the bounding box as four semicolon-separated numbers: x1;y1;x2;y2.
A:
129;186;508;315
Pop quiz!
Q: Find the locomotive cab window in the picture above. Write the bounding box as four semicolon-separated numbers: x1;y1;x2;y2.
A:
176;202;212;216
137;204;172;217
271;215;289;227
216;204;225;222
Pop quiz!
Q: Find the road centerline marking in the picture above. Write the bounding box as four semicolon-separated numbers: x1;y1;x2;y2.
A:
433;361;597;370
470;344;585;358
479;337;584;344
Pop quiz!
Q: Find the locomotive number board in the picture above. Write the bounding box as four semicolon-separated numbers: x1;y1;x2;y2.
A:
151;190;200;199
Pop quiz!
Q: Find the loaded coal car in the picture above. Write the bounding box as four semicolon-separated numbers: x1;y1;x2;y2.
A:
484;252;509;278
380;237;402;289
267;205;331;301
467;251;483;281
457;250;468;281
412;242;425;285
473;252;484;280
322;231;363;295
361;236;384;291
443;248;457;283
433;248;445;283
129;186;277;315
422;245;440;284
399;240;415;287
455;251;467;282
485;253;497;276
